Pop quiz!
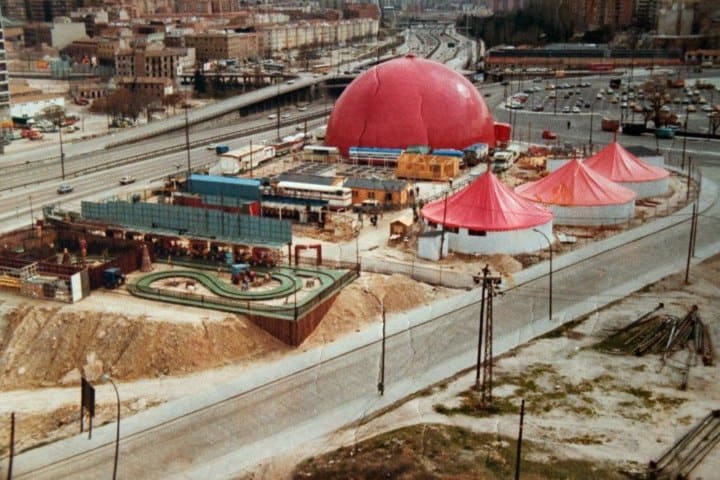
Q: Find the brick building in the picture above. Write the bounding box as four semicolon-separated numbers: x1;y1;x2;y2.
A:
185;31;259;64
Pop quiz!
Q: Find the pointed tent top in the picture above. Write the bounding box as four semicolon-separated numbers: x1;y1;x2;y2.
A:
515;158;637;206
421;171;553;231
584;142;669;183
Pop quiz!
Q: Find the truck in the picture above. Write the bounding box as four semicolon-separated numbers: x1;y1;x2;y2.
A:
215;145;230;155
491;150;517;172
601;117;620;132
103;268;126;289
462;143;489;167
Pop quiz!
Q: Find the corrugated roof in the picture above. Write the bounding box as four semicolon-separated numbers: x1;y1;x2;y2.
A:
274;173;336;186
189;174;261;188
343;177;409;192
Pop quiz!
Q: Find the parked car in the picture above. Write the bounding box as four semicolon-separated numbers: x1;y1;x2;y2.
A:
541;129;557;140
562;106;571;113
119;175;136;185
268;113;277;120
572;106;581;113
57;184;73;194
532;105;545;112
206;143;216;150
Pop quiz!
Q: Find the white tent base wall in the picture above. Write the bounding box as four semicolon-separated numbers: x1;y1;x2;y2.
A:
430;220;555;255
620;177;670;199
550;201;636;226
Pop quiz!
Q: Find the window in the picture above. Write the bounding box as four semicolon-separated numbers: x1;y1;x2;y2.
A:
385;192;393;201
469;229;487;236
367;191;375;199
445;226;459;234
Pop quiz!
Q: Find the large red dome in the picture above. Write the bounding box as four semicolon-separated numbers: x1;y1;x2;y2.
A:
325;55;496;156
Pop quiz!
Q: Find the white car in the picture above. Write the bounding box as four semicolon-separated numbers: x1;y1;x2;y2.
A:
596;92;604;99
206;143;216;150
562;106;571;113
268;114;277;120
119;175;136;185
572;106;581;113
281;113;291;119
297;106;308;111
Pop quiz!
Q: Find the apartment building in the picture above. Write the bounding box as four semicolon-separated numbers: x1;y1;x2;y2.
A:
185;31;259;63
0;8;11;151
115;43;194;79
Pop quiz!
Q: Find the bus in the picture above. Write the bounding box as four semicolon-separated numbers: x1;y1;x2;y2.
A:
302;145;340;163
348;146;404;166
275;181;352;209
273;133;306;157
590;63;614;71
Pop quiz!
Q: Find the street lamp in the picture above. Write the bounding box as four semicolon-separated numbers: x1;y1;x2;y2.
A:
182;103;191;177
58;121;66;180
588;98;596;148
364;289;386;395
100;374;121;480
532;228;553;322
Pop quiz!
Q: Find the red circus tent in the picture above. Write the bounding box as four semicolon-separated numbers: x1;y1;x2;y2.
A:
516;158;637;206
584;142;669;183
421;171;553;231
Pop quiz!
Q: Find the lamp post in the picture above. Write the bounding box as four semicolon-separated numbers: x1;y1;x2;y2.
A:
182;103;191;177
58;121;66;180
532;228;553;322
365;289;386;395
100;374;120;480
588;98;596;148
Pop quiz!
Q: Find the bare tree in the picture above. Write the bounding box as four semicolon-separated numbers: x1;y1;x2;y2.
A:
40;104;66;127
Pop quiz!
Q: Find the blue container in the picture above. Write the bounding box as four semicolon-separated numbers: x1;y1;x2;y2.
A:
188;174;261;201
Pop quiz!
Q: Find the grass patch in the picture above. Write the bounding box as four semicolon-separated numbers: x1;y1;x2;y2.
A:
292;424;634;479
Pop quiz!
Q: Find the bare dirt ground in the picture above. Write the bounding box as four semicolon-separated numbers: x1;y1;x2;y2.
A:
247;254;720;480
0;272;456;457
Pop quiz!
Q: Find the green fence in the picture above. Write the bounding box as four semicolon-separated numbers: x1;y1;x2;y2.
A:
81;200;291;245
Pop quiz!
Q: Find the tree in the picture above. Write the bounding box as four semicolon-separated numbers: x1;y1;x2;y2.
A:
642;77;676;128
162;93;184;115
40;104;66;126
194;68;207;95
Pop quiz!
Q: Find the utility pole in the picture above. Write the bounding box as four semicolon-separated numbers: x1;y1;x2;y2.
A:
515;399;525;480
685;202;697;285
481;276;498;405
474;264;501;403
59;122;66;180
8;412;15;480
183;104;191;177
681;105;689;170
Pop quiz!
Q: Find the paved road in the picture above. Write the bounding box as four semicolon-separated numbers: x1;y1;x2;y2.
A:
9;169;719;478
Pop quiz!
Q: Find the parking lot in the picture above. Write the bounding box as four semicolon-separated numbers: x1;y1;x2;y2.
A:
499;76;719;134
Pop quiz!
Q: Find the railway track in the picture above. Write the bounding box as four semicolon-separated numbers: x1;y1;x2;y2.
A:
648;410;720;479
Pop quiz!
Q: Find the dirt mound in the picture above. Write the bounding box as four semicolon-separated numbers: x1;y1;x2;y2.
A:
364;273;443;312
306;274;452;346
0;306;286;390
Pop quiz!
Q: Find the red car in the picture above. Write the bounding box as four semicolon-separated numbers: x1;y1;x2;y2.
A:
541;129;557;140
